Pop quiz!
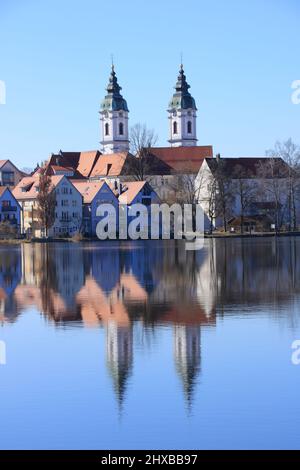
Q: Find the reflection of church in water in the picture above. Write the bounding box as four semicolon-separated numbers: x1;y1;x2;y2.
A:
2;238;300;407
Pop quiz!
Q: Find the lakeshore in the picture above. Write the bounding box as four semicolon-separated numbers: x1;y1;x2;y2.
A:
1;230;300;244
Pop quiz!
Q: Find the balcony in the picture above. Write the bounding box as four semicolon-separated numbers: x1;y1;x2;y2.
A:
1;205;18;212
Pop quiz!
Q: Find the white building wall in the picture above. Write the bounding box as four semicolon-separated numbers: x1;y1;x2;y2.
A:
100;110;129;154
169;109;197;147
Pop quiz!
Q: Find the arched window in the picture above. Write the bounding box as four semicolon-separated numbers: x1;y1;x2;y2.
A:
173;121;178;135
119;122;124;135
105;123;109;136
187;121;192;134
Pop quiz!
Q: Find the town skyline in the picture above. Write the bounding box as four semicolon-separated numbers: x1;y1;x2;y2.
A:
0;0;299;169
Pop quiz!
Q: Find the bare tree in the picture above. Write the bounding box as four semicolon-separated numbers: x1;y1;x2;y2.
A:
232;165;256;233
257;158;289;232
212;157;235;232
266;139;300;230
206;175;219;234
36;171;56;237
130;123;158;181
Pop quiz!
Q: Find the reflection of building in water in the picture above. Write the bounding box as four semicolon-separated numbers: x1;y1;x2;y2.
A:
106;321;133;406
0;245;22;322
85;248;120;294
19;243;84;321
174;325;201;405
21;244;44;285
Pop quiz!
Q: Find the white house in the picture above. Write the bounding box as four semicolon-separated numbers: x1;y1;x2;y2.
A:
13;175;82;237
196;156;293;231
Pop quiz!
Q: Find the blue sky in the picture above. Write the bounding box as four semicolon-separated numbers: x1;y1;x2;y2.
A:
0;0;299;169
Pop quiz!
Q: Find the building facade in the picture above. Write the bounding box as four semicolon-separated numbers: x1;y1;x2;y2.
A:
72;180;119;237
0;160;24;187
13;175;82;237
0;187;21;234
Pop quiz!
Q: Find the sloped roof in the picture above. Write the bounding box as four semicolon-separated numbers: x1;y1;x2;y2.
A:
0;160;9;169
148;146;213;173
48;150;100;178
118;181;147;204
13;175;64;200
0;185;21;207
0;159;23;174
0;186;8;197
72;180;111;204
205;157;290;178
90;152;133;177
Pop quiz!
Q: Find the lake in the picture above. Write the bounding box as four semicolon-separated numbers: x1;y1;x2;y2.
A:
0;238;300;450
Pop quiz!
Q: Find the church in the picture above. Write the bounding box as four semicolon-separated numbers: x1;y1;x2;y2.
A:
13;64;295;235
95;63;214;204
99;62;208;152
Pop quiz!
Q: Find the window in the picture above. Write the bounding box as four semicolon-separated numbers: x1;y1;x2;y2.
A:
187;121;192;134
61;200;69;207
1;171;14;186
105;123;109;135
173;121;178;135
119;122;124;135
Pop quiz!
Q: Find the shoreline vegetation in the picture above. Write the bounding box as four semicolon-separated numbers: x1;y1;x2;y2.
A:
1;231;300;244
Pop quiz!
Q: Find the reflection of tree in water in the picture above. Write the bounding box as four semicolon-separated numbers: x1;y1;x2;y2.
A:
174;325;201;409
39;245;59;321
0;248;21;293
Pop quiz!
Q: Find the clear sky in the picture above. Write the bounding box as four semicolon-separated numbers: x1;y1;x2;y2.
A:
0;0;299;169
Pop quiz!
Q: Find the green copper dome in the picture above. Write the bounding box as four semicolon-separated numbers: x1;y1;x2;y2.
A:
168;65;197;111
101;66;129;112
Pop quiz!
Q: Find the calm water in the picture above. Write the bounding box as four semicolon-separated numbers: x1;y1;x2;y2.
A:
0;238;300;450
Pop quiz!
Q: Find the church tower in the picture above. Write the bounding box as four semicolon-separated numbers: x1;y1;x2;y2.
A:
100;65;129;154
168;64;197;147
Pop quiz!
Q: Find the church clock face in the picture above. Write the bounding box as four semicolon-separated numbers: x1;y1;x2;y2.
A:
173;111;177;117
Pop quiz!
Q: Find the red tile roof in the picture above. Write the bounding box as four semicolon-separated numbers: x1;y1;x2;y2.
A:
118;181;147;204
148;146;213;173
90;152;134;177
13;175;64;200
72;180;110;204
48;150;101;178
0;160;9;169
